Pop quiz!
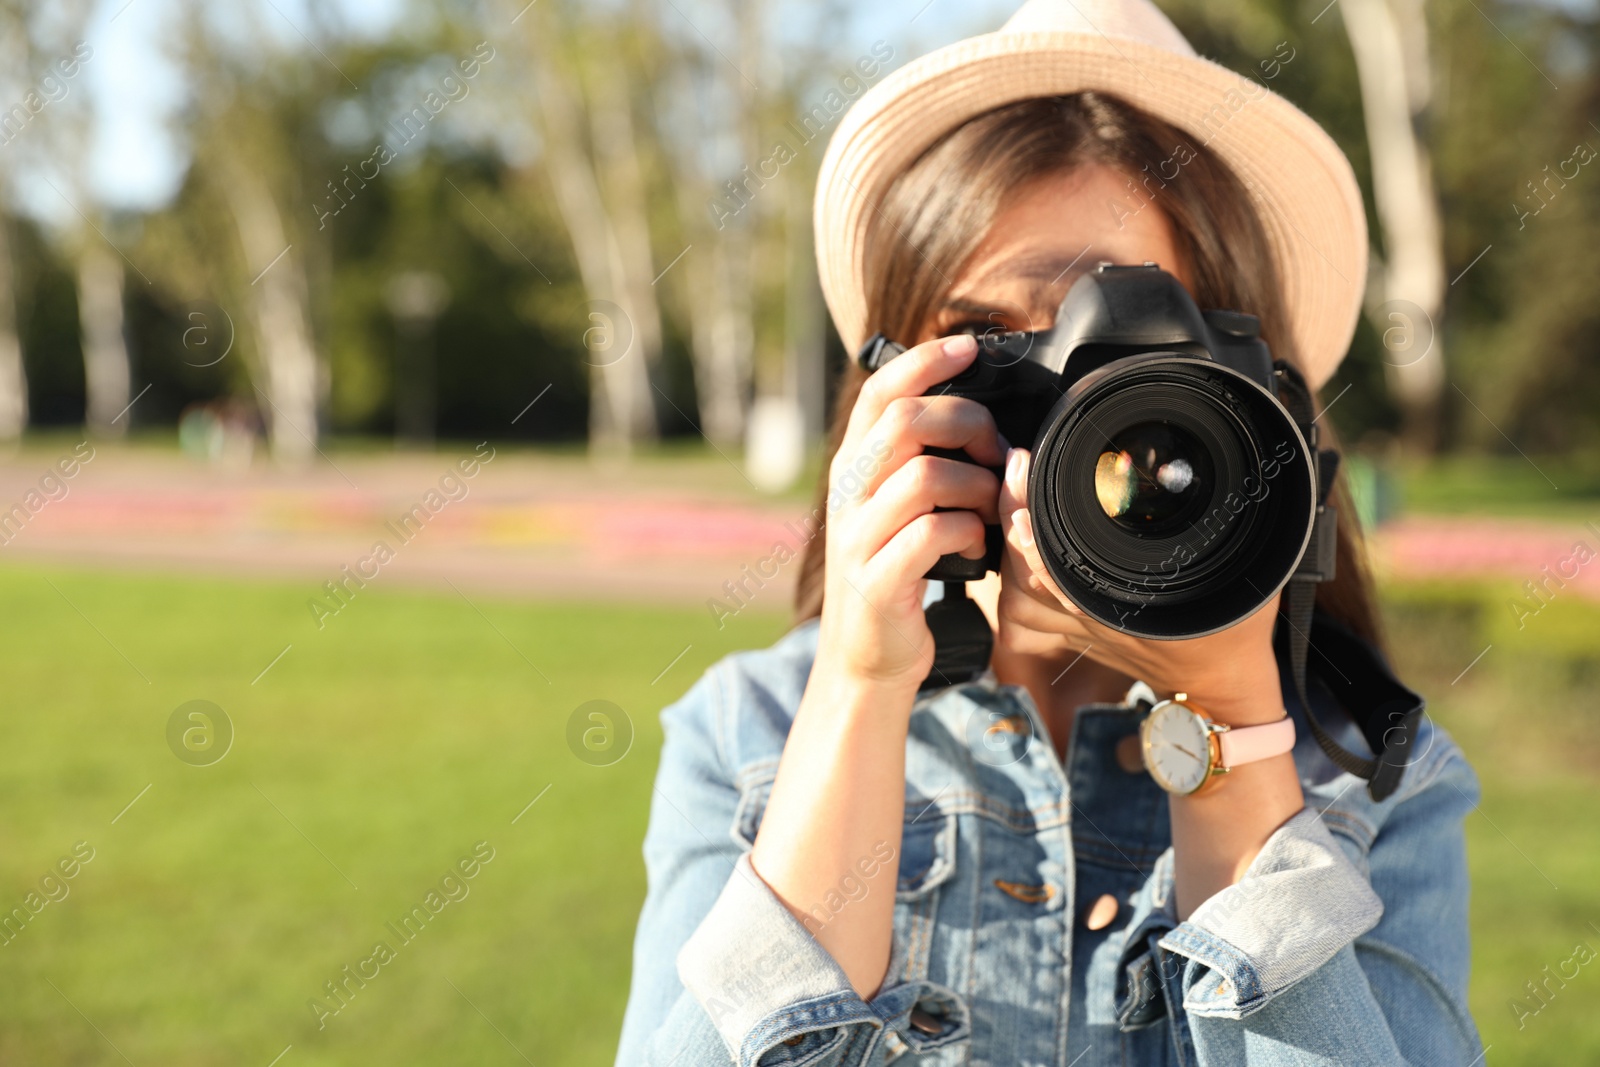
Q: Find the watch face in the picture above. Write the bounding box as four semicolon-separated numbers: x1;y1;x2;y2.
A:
1143;702;1212;794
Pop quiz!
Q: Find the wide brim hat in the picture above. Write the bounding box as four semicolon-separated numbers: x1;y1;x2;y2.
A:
814;0;1367;391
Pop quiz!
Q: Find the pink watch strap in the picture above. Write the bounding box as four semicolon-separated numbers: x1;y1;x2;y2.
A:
1216;715;1296;769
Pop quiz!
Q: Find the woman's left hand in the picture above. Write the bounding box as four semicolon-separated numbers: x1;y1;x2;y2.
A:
996;446;1285;725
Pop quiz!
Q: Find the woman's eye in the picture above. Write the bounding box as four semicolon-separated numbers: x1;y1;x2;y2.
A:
949;317;1008;337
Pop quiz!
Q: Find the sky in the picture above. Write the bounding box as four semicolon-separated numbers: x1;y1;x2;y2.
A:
66;0;407;215
39;0;1014;219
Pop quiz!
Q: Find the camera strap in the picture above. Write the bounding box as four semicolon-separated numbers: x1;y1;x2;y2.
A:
1275;362;1422;803
919;581;995;692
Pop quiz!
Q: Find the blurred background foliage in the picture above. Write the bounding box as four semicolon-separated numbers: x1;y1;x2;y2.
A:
0;0;1596;470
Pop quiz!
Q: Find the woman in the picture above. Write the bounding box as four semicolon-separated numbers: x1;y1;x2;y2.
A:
616;1;1482;1063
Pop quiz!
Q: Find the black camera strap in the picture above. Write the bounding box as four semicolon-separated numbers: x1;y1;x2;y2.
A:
920;581;995;692
1275;361;1422;803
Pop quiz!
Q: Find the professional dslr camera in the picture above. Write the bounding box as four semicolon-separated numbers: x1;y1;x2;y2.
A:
856;262;1338;643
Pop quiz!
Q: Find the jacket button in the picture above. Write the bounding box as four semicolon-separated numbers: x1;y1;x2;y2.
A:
1084;892;1120;930
909;1007;943;1034
1115;735;1145;774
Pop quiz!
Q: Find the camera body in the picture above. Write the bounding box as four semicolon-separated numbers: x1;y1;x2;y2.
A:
858;263;1330;640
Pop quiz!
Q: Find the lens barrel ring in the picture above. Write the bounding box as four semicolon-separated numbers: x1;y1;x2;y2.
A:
1026;356;1317;639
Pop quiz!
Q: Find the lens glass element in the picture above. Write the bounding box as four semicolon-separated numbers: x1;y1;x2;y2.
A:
1093;421;1214;532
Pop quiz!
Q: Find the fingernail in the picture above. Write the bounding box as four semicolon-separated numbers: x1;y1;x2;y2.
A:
1005;447;1023;492
942;334;977;358
1016;508;1034;548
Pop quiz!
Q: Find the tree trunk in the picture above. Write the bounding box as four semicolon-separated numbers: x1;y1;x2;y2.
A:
672;1;764;450
521;10;657;455
673;165;754;447
220;167;320;465
746;83;817;492
77;241;132;437
1341;0;1446;451
0;216;27;440
707;237;754;446
664;64;753;448
588;55;665;416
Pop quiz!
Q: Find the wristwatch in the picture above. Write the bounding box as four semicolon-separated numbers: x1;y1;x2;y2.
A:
1139;693;1296;795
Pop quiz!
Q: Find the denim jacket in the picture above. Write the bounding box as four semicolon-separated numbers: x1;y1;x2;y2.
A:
614;618;1483;1066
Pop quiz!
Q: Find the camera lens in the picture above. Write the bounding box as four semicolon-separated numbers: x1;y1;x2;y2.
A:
1028;356;1316;639
1094;421;1215;532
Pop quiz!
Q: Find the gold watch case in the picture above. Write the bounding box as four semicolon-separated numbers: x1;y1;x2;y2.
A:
1139;692;1232;796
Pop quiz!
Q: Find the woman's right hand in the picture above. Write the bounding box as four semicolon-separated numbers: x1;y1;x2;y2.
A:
814;332;1008;694
749;332;1008;999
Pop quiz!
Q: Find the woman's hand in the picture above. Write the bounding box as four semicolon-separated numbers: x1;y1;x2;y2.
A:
814;333;1008;694
995;446;1282;724
748;332;1008;999
996;446;1303;919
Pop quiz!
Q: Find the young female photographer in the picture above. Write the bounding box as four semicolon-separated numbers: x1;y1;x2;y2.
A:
616;1;1481;1063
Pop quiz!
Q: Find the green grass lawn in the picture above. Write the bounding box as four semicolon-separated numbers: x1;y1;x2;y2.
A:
0;563;1596;1064
1382;581;1600;1063
1386;453;1600;523
0;562;789;1066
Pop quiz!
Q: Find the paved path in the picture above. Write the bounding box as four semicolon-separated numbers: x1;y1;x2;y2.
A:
2;444;1595;610
0;444;812;611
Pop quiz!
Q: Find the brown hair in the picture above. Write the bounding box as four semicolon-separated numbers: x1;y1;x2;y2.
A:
794;92;1384;649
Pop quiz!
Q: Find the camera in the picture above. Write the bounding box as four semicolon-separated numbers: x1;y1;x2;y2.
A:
856;263;1334;640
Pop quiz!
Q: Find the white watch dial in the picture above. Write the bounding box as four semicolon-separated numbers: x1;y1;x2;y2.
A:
1143;701;1212;794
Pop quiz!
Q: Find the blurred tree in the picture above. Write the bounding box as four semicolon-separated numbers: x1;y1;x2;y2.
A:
139;5;597;446
168;0;335;465
34;0;136;439
652;0;848;484
0;213;24;440
655;0;761;451
0;0;43;440
10;215;85;425
385;269;449;445
511;0;662;455
1420;0;1595;459
75;240;130;435
217;156;321;463
1341;0;1447;452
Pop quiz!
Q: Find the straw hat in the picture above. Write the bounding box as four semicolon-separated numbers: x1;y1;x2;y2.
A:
814;0;1367;391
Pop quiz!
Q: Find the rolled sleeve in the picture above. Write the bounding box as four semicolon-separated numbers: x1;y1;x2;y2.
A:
1112;735;1484;1067
678;852;969;1066
1116;805;1383;1023
1161;806;1384;1017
